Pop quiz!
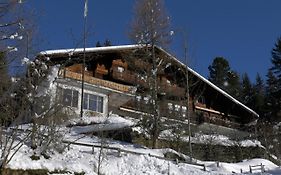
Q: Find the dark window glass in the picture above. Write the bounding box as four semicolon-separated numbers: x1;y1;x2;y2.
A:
98;96;103;113
72;90;79;107
62;88;79;108
83;93;89;109
83;93;103;113
63;89;72;106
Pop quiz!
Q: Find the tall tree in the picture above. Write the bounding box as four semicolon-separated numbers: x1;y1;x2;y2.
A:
129;0;171;48
240;73;254;107
129;0;171;148
268;37;281;121
252;73;265;116
208;57;231;91
226;70;241;99
265;70;280;121
271;37;281;79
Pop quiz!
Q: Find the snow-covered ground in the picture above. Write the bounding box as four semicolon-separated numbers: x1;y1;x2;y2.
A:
1;115;279;175
7;140;281;175
4;125;281;175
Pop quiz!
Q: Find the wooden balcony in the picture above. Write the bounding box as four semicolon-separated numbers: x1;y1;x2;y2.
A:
194;105;242;130
59;69;136;94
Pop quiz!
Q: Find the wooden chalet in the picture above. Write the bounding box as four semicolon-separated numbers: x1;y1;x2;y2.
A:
37;44;259;138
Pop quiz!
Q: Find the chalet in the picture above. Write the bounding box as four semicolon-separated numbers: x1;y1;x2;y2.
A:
36;44;259;138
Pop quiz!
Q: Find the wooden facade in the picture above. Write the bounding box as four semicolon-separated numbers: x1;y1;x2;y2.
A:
38;45;258;134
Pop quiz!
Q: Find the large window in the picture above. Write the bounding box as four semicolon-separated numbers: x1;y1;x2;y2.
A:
83;93;104;113
62;88;79;108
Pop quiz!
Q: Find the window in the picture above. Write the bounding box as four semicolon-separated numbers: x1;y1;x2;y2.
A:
197;96;205;104
168;103;173;111
117;66;125;73
175;104;180;112
62;88;78;108
83;93;104;113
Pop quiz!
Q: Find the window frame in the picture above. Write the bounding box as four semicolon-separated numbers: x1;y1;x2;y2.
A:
61;88;79;108
83;92;104;113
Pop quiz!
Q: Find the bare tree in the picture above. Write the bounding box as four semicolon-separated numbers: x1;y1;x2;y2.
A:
129;0;171;148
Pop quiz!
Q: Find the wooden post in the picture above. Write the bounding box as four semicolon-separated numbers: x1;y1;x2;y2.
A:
216;161;219;167
203;164;206;171
240;169;243;173
118;148;121;157
249;165;252;173
175;158;179;165
261;163;265;173
92;145;95;154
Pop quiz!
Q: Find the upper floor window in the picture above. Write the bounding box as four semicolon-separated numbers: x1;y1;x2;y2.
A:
196;96;205;105
117;66;125;73
62;88;79;108
83;93;104;113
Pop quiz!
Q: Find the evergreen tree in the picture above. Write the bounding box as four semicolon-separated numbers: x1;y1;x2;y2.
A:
95;41;102;47
208;57;231;91
104;39;112;46
226;70;241;99
240;73;254;107
271;37;281;79
267;37;281;121
265;70;280;121
252;73;265;116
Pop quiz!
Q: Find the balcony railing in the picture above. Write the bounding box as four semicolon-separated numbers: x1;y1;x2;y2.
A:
59;69;136;94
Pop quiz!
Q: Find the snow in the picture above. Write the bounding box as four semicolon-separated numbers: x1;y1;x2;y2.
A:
1;123;279;175
5;130;281;175
68;113;135;134
161;131;263;148
39;44;144;56
21;57;30;65
34;65;59;100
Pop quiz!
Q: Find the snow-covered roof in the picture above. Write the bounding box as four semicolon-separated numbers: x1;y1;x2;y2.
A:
39;44;259;118
156;46;259;118
39;44;143;56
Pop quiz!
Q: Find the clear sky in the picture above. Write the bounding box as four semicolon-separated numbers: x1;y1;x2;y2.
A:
27;0;281;82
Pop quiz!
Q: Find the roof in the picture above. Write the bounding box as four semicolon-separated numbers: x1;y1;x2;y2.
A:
156;46;259;118
39;44;259;118
39;44;144;56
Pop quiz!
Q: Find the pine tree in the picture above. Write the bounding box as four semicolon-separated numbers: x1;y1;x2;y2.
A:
267;37;281;121
252;73;265;117
95;41;102;47
104;39;112;46
208;57;231;91
265;70;280;121
271;37;281;79
226;70;241;99
240;73;254;107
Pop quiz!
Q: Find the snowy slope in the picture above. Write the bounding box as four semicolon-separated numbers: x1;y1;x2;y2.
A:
5;128;281;175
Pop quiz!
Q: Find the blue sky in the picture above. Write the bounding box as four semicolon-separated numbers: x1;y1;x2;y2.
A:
28;0;281;82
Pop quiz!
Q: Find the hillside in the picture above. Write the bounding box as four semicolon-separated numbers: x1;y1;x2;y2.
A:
2;120;281;175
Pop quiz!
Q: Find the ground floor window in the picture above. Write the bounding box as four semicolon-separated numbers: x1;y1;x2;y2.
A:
62;88;79;108
83;93;104;113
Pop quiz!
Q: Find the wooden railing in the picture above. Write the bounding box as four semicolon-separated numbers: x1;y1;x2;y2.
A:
59;69;136;94
195;106;242;130
62;140;207;171
112;70;185;98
